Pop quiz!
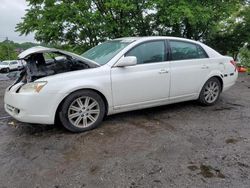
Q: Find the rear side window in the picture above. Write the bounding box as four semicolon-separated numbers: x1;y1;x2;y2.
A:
170;40;208;61
126;41;165;64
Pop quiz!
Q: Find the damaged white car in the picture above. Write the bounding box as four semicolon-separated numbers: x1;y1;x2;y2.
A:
4;37;238;132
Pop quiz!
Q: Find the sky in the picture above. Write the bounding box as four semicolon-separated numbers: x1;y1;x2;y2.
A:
0;0;35;43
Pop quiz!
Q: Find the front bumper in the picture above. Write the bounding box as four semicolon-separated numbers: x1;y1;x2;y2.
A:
4;83;60;124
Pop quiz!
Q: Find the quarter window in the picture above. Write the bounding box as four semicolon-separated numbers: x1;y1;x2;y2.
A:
170;41;208;61
126;41;165;64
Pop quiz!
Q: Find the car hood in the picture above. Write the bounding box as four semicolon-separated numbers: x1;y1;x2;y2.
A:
18;46;100;68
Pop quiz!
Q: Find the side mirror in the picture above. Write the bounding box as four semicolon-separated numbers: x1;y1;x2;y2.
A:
116;56;137;67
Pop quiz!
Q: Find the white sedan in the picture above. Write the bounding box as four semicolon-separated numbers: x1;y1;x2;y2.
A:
4;37;238;132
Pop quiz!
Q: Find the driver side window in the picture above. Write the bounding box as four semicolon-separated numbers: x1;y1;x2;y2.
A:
125;41;166;64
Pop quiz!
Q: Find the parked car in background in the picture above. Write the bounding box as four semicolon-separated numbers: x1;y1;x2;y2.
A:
0;61;10;73
0;60;22;73
4;37;238;133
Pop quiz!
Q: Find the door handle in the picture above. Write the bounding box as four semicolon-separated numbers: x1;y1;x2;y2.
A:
159;69;169;74
201;65;209;69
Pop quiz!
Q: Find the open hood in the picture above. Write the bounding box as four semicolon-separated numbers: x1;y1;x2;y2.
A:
18;46;100;68
15;46;100;83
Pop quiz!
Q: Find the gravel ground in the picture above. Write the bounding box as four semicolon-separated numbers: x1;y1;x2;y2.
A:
0;73;8;81
0;73;249;188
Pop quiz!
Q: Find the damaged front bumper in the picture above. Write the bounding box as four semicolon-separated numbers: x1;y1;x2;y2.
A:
4;83;58;125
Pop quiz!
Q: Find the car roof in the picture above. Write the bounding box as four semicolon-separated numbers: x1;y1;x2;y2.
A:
3;60;17;63
114;36;202;44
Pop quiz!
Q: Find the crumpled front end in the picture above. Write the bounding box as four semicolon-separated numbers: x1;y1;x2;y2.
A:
4;46;100;124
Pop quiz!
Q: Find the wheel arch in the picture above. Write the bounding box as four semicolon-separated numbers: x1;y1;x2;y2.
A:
213;75;224;92
199;74;224;94
54;88;109;124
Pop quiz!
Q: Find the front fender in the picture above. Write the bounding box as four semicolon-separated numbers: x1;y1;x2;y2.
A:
41;78;113;123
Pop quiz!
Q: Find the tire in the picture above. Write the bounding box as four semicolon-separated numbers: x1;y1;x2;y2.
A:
198;77;222;106
6;68;10;73
58;90;106;133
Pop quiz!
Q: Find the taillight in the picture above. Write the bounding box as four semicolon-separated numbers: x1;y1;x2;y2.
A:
230;60;237;71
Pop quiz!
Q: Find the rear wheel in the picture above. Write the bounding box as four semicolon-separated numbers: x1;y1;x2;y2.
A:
6;68;10;73
59;90;106;133
198;77;222;106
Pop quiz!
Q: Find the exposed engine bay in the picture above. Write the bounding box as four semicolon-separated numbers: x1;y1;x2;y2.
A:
16;51;94;83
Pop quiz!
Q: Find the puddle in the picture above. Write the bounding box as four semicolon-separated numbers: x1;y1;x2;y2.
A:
238;162;249;168
15;123;62;136
188;164;225;179
214;107;235;111
226;138;239;144
226;102;245;107
0;74;9;81
188;165;199;171
89;165;100;175
128;113;175;134
199;165;215;178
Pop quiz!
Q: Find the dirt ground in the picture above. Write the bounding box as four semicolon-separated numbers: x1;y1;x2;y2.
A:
0;73;250;188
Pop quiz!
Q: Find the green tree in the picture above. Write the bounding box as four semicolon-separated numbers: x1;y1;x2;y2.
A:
207;4;250;59
0;40;38;61
16;0;247;54
154;0;243;40
0;41;18;61
16;0;155;52
239;47;250;67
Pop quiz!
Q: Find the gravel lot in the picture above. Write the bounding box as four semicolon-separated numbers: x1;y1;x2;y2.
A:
0;73;250;188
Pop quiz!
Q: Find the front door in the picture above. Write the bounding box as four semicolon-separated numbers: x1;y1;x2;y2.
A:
111;40;171;108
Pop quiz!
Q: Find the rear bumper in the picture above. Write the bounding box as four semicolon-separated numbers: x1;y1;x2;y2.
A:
222;71;238;92
4;84;60;124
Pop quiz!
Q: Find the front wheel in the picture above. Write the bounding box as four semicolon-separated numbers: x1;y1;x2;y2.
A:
198;77;222;106
59;90;106;133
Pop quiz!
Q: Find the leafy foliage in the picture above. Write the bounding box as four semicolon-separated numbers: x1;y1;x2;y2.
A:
154;0;243;40
207;4;250;59
0;40;38;61
16;0;247;54
239;47;250;67
0;41;18;61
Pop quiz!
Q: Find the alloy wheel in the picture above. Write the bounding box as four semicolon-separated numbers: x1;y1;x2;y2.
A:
204;81;220;103
67;96;100;128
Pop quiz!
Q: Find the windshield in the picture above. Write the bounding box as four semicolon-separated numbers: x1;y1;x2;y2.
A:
81;40;132;65
0;61;9;65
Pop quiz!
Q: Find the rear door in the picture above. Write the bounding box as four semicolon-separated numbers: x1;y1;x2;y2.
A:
111;40;171;108
169;40;210;99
